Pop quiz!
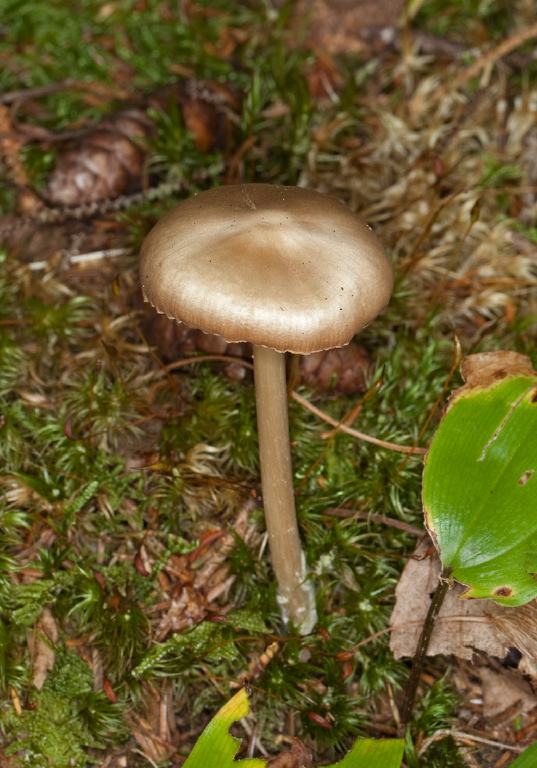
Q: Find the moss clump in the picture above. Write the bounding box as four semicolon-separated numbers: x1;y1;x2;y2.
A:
2;645;126;768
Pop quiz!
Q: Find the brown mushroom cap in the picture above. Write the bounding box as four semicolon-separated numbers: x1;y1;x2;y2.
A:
140;184;393;354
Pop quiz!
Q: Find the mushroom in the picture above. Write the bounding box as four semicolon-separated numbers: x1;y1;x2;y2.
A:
140;184;393;633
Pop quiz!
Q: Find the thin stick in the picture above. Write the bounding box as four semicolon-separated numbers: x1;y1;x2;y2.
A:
323;507;424;536
141;355;425;455
291;391;426;455
0;79;77;104
451;21;537;90
418;729;524;756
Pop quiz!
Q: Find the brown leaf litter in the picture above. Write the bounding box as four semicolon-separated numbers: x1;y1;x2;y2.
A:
266;737;313;767
0;79;241;264
390;536;537;757
30;607;60;691
145;499;260;642
288;0;405;56
389;536;531;663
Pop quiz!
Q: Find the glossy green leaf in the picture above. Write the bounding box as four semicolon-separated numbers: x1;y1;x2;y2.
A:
423;352;537;605
510;741;537;767
330;738;405;767
182;687;404;768
183;687;264;768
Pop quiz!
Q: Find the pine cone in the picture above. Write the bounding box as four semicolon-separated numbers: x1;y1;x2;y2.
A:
143;302;371;393
43;80;242;208
298;341;371;395
43;109;152;206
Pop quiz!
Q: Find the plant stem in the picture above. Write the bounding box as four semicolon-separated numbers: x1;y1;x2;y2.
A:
399;571;451;733
253;345;317;633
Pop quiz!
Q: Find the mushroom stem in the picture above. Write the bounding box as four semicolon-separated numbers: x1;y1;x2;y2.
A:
253;344;317;633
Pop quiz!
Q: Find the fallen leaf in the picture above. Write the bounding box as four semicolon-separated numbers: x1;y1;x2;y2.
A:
490;600;537;662
389;537;508;661
150;500;259;641
489;599;537;688
32;607;59;690
128;712;175;764
266;738;312;768
281;0;405;56
277;0;404;55
480;667;537;718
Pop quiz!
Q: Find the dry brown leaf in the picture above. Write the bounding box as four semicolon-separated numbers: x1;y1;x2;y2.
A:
490;600;537;660
125;684;176;761
128;712;175;763
266;738;313;768
31;607;59;690
389;537;508;661
176;79;242;154
281;0;405;56
459;350;536;391
480;667;537;719
149;500;259;641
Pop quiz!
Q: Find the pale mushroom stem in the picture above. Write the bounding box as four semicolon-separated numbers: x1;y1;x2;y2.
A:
253;345;317;633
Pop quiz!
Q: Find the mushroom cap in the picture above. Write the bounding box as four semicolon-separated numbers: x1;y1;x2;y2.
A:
140;184;393;354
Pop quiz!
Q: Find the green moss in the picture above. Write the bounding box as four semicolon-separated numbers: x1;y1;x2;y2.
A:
3;645;126;768
404;675;464;768
2;1;535;765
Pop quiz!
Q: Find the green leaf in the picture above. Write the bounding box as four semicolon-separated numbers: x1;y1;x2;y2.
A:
329;738;405;767
182;688;404;768
183;688;265;768
423;351;537;605
510;741;537;767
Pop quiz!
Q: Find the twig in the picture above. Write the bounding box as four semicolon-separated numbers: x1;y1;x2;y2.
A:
140;355;425;454
448;21;537;91
291;391;426;455
323;507;424;536
28;247;129;272
0;79;77;105
418;729;524;756
0;178;186;236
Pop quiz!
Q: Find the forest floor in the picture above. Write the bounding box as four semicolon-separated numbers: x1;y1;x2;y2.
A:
1;1;537;766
